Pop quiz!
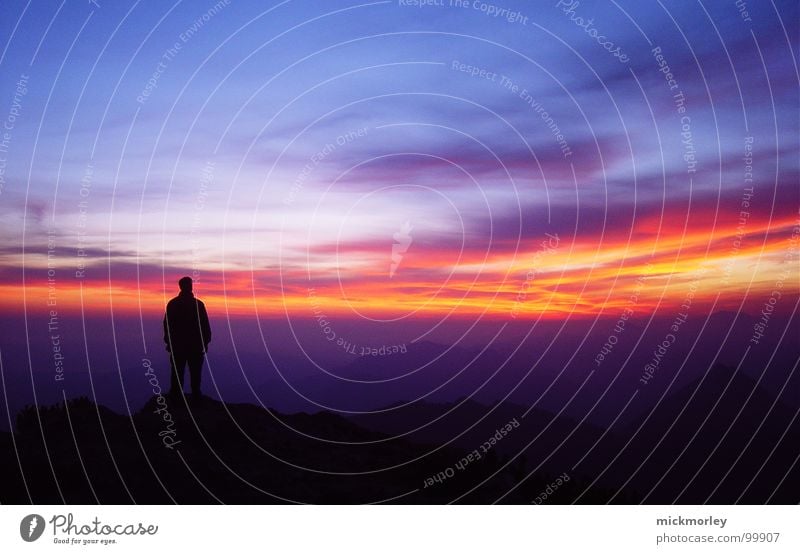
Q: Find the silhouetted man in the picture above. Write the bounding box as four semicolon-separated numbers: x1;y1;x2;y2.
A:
164;276;211;400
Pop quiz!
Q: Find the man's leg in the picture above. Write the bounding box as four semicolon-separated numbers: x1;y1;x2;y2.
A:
187;351;205;397
169;351;188;397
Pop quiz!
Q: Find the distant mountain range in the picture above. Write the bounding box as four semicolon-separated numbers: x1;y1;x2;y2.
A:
1;363;797;504
350;362;800;503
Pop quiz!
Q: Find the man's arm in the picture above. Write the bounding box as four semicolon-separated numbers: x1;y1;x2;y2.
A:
199;301;211;350
163;310;170;351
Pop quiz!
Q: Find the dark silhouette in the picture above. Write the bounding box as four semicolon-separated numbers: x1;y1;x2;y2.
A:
4;367;798;503
163;277;211;399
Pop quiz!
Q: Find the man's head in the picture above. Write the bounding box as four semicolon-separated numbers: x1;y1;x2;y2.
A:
178;276;193;293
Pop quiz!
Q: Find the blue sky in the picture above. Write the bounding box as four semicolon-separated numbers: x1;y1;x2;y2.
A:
0;0;797;319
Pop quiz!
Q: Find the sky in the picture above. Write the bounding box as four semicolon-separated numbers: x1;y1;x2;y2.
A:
0;0;797;326
3;2;800;509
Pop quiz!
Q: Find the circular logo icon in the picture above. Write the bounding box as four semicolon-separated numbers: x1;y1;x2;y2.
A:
20;514;45;542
